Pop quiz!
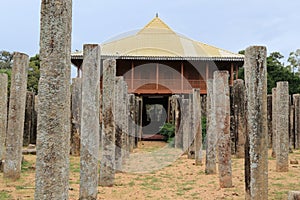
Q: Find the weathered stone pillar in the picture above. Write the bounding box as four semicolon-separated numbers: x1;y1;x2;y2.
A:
115;77;124;172
35;0;72;198
23;92;35;146
272;88;277;157
122;83;129;161
213;71;232;188
0;74;8;161
182;99;190;153
233;79;246;158
128;94;136;152
205;79;217;174
188;93;195;159
275;81;289;172
294;94;300;149
175;96;183;149
193;89;202;165
4;52;28;180
267;95;272;148
288;191;300;200
70;78;82;156
79;44;101;199
289;98;295;151
244;46;268;200
99;59;116;187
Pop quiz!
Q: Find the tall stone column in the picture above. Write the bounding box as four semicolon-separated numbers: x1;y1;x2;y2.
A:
275;81;289;172
244;46;268;200
115;77;124;172
205;79;216;174
182;99;190;153
175;96;183;149
288;191;300;200
71;78;82;156
0;73;8;161
267;95;272;148
79;44;101;199
272;88;277;157
122;83;129;160
233;79;246;158
23;92;35;146
193;89;202;165
128;94;136;152
35;0;72;198
4;52;28;180
188;93;195;159
100;59;116;187
213;71;232;188
294;94;300;149
289;100;295;150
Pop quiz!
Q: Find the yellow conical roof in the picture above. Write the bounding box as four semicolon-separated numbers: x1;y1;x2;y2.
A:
72;16;244;61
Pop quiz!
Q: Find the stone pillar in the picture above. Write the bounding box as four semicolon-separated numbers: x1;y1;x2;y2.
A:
31;95;38;145
100;59;116;187
35;0;72;198
71;78;82;156
79;44;101;199
23;92;35;146
289;99;295;151
272;88;277;157
0;74;8;161
233;79;246;158
188;93;195;159
213;71;232;188
128;94;135;152
122;83;129;161
294;94;300;149
244;46;268;200
4;52;28;180
175;96;183;149
288;191;300;200
205;79;217;174
193;89;202;165
275;81;289;172
267;95;272;148
182;99;190;153
115;77;124;172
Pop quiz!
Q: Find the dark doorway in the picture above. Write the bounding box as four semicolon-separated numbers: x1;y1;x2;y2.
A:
142;95;169;140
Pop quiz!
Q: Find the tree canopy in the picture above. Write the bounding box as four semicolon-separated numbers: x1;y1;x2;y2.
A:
238;50;300;94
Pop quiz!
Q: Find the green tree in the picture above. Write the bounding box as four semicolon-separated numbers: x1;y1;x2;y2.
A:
27;54;40;94
238;51;300;94
0;51;40;94
0;51;13;69
287;49;300;75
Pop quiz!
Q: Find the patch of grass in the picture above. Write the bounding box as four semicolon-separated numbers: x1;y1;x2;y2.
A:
70;162;80;173
272;183;284;187
128;181;135;187
0;191;12;200
273;190;288;200
15;185;25;190
21;160;34;172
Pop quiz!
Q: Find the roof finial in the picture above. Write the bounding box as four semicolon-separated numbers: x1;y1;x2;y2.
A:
156;13;159;18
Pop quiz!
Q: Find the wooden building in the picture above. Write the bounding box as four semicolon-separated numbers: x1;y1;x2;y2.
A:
71;16;244;137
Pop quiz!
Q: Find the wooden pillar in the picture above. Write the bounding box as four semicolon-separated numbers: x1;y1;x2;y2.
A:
206;62;209;81
79;44;101;199
230;63;234;86
4;52;29;180
236;64;239;80
131;62;134;90
156;63;159;90
244;46;268;200
181;62;184;93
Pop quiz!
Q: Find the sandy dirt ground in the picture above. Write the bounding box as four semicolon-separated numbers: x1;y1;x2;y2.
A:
1;141;300;200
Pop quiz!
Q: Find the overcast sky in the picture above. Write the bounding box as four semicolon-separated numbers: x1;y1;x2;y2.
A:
1;0;300;64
